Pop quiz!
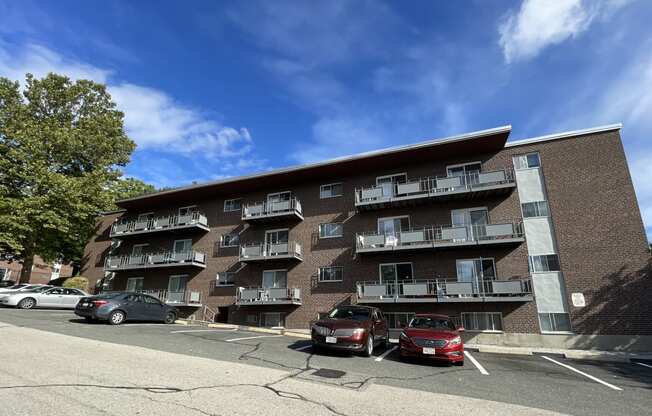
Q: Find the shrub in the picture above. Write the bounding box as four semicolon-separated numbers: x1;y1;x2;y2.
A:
62;276;89;292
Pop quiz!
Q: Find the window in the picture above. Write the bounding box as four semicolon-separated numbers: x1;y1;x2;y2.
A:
224;199;242;212
522;201;549;218
514;153;541;170
319;223;343;238
262;270;287;289
539;312;571;332
446;162;482;177
263;312;284;328
143;295;162;305
377;216;410;235
376;173;407;197
178;206;197;216
217;272;235;286
126;277;144;292
0;268;10;281
173;239;192;253
320;183;343;198
461;312;503;332
221;233;240;247
319;266;343;282
528;254;561;272
246;314;258;324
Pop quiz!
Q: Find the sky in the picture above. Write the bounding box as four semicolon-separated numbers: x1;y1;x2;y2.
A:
0;0;650;241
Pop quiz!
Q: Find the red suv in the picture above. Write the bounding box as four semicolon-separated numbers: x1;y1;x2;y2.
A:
311;305;389;356
399;314;465;365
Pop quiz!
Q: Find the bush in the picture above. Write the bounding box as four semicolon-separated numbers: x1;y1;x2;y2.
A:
62;276;89;292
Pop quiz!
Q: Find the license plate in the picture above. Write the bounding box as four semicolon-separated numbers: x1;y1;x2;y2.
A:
325;336;337;344
422;347;436;355
82;302;90;307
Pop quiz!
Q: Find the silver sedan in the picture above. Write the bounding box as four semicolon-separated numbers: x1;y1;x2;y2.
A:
1;287;89;309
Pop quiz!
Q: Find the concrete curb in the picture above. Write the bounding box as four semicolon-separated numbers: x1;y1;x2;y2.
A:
465;343;652;363
180;320;312;339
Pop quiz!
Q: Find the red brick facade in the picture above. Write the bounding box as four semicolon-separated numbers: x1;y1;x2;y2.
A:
0;256;73;285
81;127;651;341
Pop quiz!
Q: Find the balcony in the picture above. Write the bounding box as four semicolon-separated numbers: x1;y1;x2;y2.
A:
101;289;202;307
239;242;303;262
104;250;207;271
356;222;524;254
242;198;303;222
110;212;209;238
354;169;515;210
236;287;302;305
356;278;533;303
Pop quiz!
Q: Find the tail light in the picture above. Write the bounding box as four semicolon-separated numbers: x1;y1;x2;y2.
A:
92;300;109;307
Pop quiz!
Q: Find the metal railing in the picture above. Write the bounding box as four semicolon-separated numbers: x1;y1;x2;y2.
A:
356;278;532;301
242;198;303;220
354;168;515;205
356;222;524;250
239;241;303;261
111;211;208;236
100;289;202;305
104;250;207;270
236;287;302;304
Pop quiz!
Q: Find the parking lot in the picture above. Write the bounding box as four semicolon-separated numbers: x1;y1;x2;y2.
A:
1;308;651;416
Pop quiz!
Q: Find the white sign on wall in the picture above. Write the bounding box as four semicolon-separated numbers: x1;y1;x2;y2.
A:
571;292;586;308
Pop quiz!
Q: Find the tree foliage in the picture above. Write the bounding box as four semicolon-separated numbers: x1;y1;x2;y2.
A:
0;73;137;277
107;177;156;210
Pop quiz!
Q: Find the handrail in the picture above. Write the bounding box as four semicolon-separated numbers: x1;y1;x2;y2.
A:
105;250;207;269
239;241;303;259
356;277;532;298
242;198;302;218
111;211;208;236
236;286;302;303
100;289;202;304
354;168;515;204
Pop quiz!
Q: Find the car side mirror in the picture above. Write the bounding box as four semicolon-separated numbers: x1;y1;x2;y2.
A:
457;326;465;333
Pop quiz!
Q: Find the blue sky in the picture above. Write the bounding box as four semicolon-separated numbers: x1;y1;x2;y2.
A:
0;0;650;241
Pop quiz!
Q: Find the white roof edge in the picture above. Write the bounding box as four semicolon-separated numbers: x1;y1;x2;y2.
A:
506;123;622;148
118;125;511;204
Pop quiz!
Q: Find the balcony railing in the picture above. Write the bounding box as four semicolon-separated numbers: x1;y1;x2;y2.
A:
239;241;303;262
236;287;302;305
242;198;303;222
356;278;533;303
104;250;207;271
354;169;515;208
356;222;524;253
101;289;202;306
110;211;209;237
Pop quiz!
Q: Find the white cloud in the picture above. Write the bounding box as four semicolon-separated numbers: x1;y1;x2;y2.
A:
498;0;630;63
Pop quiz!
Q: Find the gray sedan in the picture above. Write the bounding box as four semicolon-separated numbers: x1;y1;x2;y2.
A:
1;287;88;309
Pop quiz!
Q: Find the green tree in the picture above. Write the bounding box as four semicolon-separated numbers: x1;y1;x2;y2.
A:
107;177;156;210
0;73;136;282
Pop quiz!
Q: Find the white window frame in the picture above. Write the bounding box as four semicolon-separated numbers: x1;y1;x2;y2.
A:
450;207;489;224
261;269;288;289
168;274;189;292
377;215;410;234
375;172;407;185
461;312;504;333
221;233;240;247
528;254;561;273
264;228;289;246
320;182;343;199
445;161;482;175
521;201;550;218
318;266;343;282
126;277;144;292
172;239;192;253
267;191;292;202
319;222;343;239
137;212;154;221
538;312;573;334
514;152;541;170
178;205;197;216
131;244;149;256
378;262;414;283
216;272;236;286
0;268;10;281
223;198;242;212
455;257;497;280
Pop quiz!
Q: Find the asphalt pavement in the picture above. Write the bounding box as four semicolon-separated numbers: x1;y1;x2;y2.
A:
1;308;651;416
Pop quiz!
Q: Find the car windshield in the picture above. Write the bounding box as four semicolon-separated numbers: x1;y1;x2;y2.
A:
8;284;27;290
328;307;371;321
409;317;455;330
93;293;122;299
23;286;52;293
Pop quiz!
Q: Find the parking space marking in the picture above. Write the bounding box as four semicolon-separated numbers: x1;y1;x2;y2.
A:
634;361;652;370
541;356;623;391
170;328;238;334
464;350;489;375
375;346;398;362
226;335;283;342
293;345;312;352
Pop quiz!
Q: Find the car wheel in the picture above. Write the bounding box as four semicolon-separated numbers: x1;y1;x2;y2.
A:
18;297;36;309
108;310;126;325
363;334;374;357
164;312;177;324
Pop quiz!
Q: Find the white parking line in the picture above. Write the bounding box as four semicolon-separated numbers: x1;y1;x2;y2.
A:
634;361;652;370
226;335;283;342
375;346;398;362
170;329;238;334
464;350;489;375
541;356;623;391
293;345;312;352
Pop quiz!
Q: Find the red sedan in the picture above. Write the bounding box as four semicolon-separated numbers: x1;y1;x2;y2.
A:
399;314;465;365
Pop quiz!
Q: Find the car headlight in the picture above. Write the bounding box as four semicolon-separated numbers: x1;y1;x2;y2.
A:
399;332;411;342
449;336;462;346
352;328;365;336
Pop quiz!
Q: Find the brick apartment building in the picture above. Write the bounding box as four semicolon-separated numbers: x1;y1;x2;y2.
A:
0;256;73;285
81;124;652;351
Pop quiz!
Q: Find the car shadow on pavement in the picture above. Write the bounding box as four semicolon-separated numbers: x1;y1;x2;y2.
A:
67;318;167;326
